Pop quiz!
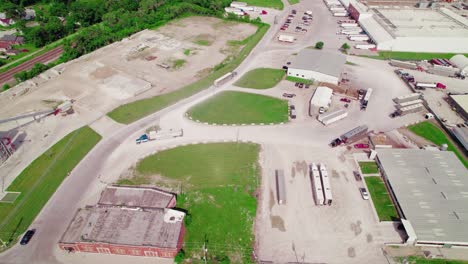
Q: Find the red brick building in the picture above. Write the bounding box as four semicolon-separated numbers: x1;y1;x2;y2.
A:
59;186;185;258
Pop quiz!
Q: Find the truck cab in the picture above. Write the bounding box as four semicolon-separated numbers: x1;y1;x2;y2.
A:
136;134;149;144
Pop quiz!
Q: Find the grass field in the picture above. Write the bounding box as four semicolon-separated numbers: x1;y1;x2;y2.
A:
187;91;288;124
107;23;269;124
365;176;398;221
362;51;468;61
121;143;260;263
359;161;379;174
0;126;101;246
288;0;300;4
401;256;468;264
234;68;285;89
408;121;468;168
243;0;284;9
285;76;313;85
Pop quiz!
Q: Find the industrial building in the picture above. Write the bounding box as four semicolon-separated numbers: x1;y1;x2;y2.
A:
450;55;468;77
452;126;468;153
448;94;468;120
59;186;185;257
348;0;468;53
376;149;468;247
310;86;333;109
287;49;346;85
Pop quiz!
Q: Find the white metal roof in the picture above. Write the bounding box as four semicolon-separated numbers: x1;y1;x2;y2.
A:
450;94;468;113
310;86;333;108
377;149;468;245
289;49;346;78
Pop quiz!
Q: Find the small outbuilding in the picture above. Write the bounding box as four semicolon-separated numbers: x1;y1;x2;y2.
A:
287;49;346;85
450;54;468;77
310;86;333;109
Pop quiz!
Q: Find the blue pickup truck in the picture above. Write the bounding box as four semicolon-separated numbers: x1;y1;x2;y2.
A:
135;134;149;144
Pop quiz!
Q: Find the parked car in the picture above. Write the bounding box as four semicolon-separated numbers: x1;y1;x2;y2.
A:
354;143;369;149
340;98;351;103
359;188;369;200
353;171;362;181
282;93;296;98
330;138;342;147
298;83;304;88
282;65;288;70
136;134;149;144
20;229;36;245
292;9;297;14
319;107;325;114
302;29;308;32
261;10;268;15
280;27;286;31
305;84;310;89
295;82;300;87
390;111;401;118
286;61;291;65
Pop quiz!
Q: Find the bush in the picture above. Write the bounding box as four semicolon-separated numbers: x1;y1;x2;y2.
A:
341;42;350;51
174;249;186;264
3;84;11;90
315;41;324;49
184;213;192;226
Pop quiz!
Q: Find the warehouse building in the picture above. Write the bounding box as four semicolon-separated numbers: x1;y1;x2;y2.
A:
450;55;468;77
310;86;333;108
376;149;468;247
452;127;468;153
448;94;468;121
355;7;468;53
59;186;185;258
287;49;346;85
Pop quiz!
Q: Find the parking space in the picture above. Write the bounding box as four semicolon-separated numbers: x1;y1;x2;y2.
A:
275;9;313;42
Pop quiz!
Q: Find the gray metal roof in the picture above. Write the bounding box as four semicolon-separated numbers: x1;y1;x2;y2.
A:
452;127;468;152
377;149;468;245
290;49;346;78
98;186;175;209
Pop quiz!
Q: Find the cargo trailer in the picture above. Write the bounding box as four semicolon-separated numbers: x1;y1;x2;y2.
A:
340;125;368;143
340;23;358;27
390;59;418;70
398;103;424;115
275;169;286;204
393;93;422;104
310;163;325;206
318;109;348;125
355;44;376;49
349;35;370;41
330;7;346;11
342;29;364;34
319;163;332;206
278;34;295;43
333;12;349;16
396;99;424;109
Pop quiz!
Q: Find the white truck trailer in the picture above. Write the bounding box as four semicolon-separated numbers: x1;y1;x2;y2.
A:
330;7;346;11
333;12;349;17
393;93;422;104
397;99;424;109
319;163;333;206
318;109;348;126
348;35;370;41
355;44;376;49
278;34;295;43
361;88;373;110
415;82;437;88
398;103;424;115
390;59;418;70
310;163;325;206
342;29;363;34
341;23;358;27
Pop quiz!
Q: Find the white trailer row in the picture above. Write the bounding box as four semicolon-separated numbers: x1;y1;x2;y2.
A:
348;35;369;41
390;59;418;70
309;163;333;206
396;99;424;109
398;103;424;115
341;28;364;34
394;93;422;104
317;109;348;126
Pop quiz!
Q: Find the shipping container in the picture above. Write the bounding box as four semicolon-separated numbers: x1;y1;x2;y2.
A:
275;169;286;204
318;109;348;125
319;163;332;206
310;163;325;206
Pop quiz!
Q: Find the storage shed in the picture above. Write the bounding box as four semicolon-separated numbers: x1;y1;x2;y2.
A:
310;86;333;109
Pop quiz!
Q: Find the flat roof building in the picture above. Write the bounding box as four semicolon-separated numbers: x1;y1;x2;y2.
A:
59;186;184;258
310;86;333;109
452;127;468;153
376;149;468;247
448;94;468;121
287;49;346;85
357;7;468;53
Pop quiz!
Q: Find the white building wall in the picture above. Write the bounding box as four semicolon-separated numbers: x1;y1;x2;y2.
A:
287;68;339;84
375;37;468;53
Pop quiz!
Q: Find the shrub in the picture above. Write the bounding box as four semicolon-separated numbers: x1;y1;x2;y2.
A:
315;41;324;49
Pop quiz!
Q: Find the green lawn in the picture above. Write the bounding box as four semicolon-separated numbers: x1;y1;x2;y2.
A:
285;76;313;84
121;143;260;263
409;121;468;168
288;0;300;4
243;0;284;9
107;23;269;124
365;176;398;221
188;91;288;124
362;51;468;61
0;126;101;246
402;256;468;264
234;68;285;89
359;161;379;174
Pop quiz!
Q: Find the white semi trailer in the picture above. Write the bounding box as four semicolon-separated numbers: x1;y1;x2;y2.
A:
333;12;349;16
278;34;295;43
319;163;332;206
355;44;376;49
340;23;358;27
394;93;422;104
310;163;325;206
349;35;370;41
318;109;348;126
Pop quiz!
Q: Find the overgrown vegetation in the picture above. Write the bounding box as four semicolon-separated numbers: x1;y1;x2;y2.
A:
0;126;101;246
365;176;399;221
285;76;313;84
107;21;269;124
288;0;300;4
400;256;468;264
172;59;186;69
409;121;467;168
121;143;260;263
188;91;289;124
234;68;285;89
242;0;284;9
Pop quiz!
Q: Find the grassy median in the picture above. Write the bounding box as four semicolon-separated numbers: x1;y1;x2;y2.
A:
401;256;468;264
0;126;101;246
107;23;270;124
365;176;398;221
119;143;260;263
187;91;288;125
234;68;285;89
359;161;379;174
409;121;467;168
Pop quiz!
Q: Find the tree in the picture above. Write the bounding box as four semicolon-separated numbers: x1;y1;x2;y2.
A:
3;84;11;90
315;41;324;49
341;42;350;53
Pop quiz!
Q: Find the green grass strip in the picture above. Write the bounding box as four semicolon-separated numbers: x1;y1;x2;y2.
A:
107;23;270;124
243;0;284;9
234;68;285;89
408;121;467;168
286;76;313;84
188;91;288;125
0;126;101;245
365;176;398;221
359;161;379;174
361;51;468;61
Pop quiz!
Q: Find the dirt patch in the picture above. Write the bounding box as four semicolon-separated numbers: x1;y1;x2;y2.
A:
271;215;286;232
90;66;117;79
293;160;308;178
331;170;340;178
397;127;433;147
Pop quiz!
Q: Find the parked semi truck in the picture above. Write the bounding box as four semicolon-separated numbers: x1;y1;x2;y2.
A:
333;12;349;16
341;29;363;34
361;88;373;110
398;103;424;115
330;125;368;147
349;35;369;41
136;129;183;144
340;23;358;27
415;82;446;89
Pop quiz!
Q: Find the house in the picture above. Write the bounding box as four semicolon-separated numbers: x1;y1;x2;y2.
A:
0;18;14;27
0;42;12;52
0;35;25;45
